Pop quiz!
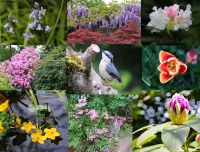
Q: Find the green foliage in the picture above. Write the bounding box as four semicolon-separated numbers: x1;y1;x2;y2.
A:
33;46;66;90
0;46;15;62
142;46;200;90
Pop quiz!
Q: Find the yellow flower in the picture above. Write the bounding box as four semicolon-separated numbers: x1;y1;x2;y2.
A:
44;128;60;140
0;100;9;112
0;121;4;133
20;121;36;133
16;117;21;125
31;130;46;144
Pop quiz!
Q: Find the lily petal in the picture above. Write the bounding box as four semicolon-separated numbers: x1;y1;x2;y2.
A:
159;50;175;63
160;72;175;83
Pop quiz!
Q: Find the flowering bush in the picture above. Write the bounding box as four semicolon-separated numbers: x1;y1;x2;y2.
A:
69;95;132;152
147;4;192;33
0;47;40;89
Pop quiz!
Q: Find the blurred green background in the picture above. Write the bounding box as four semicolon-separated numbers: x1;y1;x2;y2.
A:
142;0;200;45
67;44;142;94
142;45;200;90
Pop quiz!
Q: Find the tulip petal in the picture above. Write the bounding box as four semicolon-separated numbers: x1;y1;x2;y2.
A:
157;61;168;73
178;62;187;74
159;51;175;63
160;72;175;83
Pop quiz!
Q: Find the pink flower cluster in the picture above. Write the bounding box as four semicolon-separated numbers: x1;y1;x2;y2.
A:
1;47;40;88
75;96;98;120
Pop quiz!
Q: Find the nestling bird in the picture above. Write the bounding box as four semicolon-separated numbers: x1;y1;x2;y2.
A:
99;51;122;84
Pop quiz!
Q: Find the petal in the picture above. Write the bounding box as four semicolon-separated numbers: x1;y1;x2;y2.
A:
157;61;168;73
160;72;175;83
178;62;187;74
159;50;175;63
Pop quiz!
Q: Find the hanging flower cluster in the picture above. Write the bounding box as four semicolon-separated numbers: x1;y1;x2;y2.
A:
1;47;40;88
147;4;192;32
23;2;51;41
3;15;17;33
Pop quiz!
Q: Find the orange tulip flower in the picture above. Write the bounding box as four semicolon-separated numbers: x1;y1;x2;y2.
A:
157;51;187;83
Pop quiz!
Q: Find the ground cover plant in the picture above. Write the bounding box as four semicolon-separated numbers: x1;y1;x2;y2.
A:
67;0;141;44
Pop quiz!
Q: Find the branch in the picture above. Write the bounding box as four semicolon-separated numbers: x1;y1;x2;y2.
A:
66;44;118;95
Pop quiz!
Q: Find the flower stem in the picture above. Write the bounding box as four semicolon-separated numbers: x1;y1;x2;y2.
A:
45;0;64;45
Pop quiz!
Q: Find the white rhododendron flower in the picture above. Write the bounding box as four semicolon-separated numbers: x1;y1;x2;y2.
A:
174;4;192;31
147;6;169;32
147;4;192;33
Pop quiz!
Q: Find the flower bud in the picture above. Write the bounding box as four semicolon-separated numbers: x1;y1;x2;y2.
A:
168;93;190;125
186;50;198;64
196;134;200;145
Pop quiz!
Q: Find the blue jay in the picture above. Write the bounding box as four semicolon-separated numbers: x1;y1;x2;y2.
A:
99;51;122;84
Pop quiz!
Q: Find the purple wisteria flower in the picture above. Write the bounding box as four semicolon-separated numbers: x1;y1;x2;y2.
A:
196;134;200;145
168;93;190;125
77;6;87;18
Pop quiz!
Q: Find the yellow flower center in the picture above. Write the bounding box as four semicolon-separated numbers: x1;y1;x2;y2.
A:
167;60;177;74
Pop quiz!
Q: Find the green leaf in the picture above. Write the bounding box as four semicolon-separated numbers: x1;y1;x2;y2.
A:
161;125;190;152
137;122;171;146
134;144;165;152
185;116;200;132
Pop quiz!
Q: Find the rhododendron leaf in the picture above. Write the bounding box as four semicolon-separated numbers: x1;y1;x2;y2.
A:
133;144;166;152
185;116;200;132
137;122;171;146
161;125;190;152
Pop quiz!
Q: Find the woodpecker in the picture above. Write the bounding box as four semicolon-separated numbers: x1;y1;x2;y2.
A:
99;51;122;84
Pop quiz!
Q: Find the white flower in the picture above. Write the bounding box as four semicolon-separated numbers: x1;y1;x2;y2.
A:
147;6;169;32
174;4;192;31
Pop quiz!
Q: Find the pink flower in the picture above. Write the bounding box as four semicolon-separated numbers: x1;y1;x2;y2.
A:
96;128;108;135
87;110;98;120
89;135;97;141
164;4;179;19
75;95;87;109
76;110;84;115
186;50;198;64
103;112;110;120
115;117;126;126
1;47;40;88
